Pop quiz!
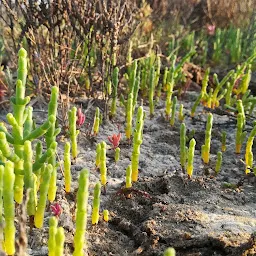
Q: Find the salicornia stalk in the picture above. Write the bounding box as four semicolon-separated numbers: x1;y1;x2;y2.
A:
165;76;174;120
170;96;177;126
68;107;79;159
163;247;176;256
191;93;202;117
91;182;101;225
131;106;145;182
0;132;20;163
73;169;90;256
128;59;137;93
132;71;140;115
34;164;53;228
33;141;57;173
103;209;109;222
64;142;71;193
206;88;213;108
45;86;60;203
22;115;56;142
212;28;222;63
201;67;209;103
235;113;246;154
187;138;196;178
24;140;36;216
55;227;65;256
115;147;120;163
3;161;15;255
237;100;245;126
48;216;58;256
125;93;133;140
149;66;155;117
201;113;213;164
215;151;222;174
10;48;30;205
178;104;184;122
110;67;119;118
100;142;107;186
47;141;58;202
92;107;100;136
225;82;233;106
239;64;251;95
95;143;101;168
212;70;234;108
23;106;33;138
126;165;132;188
245;125;256;174
34;141;43;185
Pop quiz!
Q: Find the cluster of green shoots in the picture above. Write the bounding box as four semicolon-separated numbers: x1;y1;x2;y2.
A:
120;40;256;181
0;48;111;256
180;112;224;178
190;53;256;119
0;48;60;254
167;25;256;67
180;123;196;178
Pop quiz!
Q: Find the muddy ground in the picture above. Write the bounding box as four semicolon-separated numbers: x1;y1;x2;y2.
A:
1;90;256;256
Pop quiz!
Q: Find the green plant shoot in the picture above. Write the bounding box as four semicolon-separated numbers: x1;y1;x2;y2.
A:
125;93;133;140
110;67;119;118
48;216;58;256
100;142;107;186
149;66;155;117
237;100;245;126
245;125;256;174
170;96;177;126
45;86;60;203
24;140;36;216
73;169;90;256
187;138;196;178
92;107;100;136
55;227;65;256
165;78;174;120
215;151;222;174
178;104;184;122
191;93;202;117
3;161;15;255
115;147;120;163
201;113;213;164
235;113;246;154
95;143;101;168
103;209;109;222
64;142;71;193
163;247;176;256
131;106;144;182
92;182;101;225
126;165;132;188
34;164;53;228
68;107;79;159
201;67;210;103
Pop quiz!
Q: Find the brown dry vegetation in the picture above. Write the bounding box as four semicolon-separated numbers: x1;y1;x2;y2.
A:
148;0;256;27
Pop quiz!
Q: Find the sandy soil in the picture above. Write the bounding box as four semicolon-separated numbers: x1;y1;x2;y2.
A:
1;90;256;256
